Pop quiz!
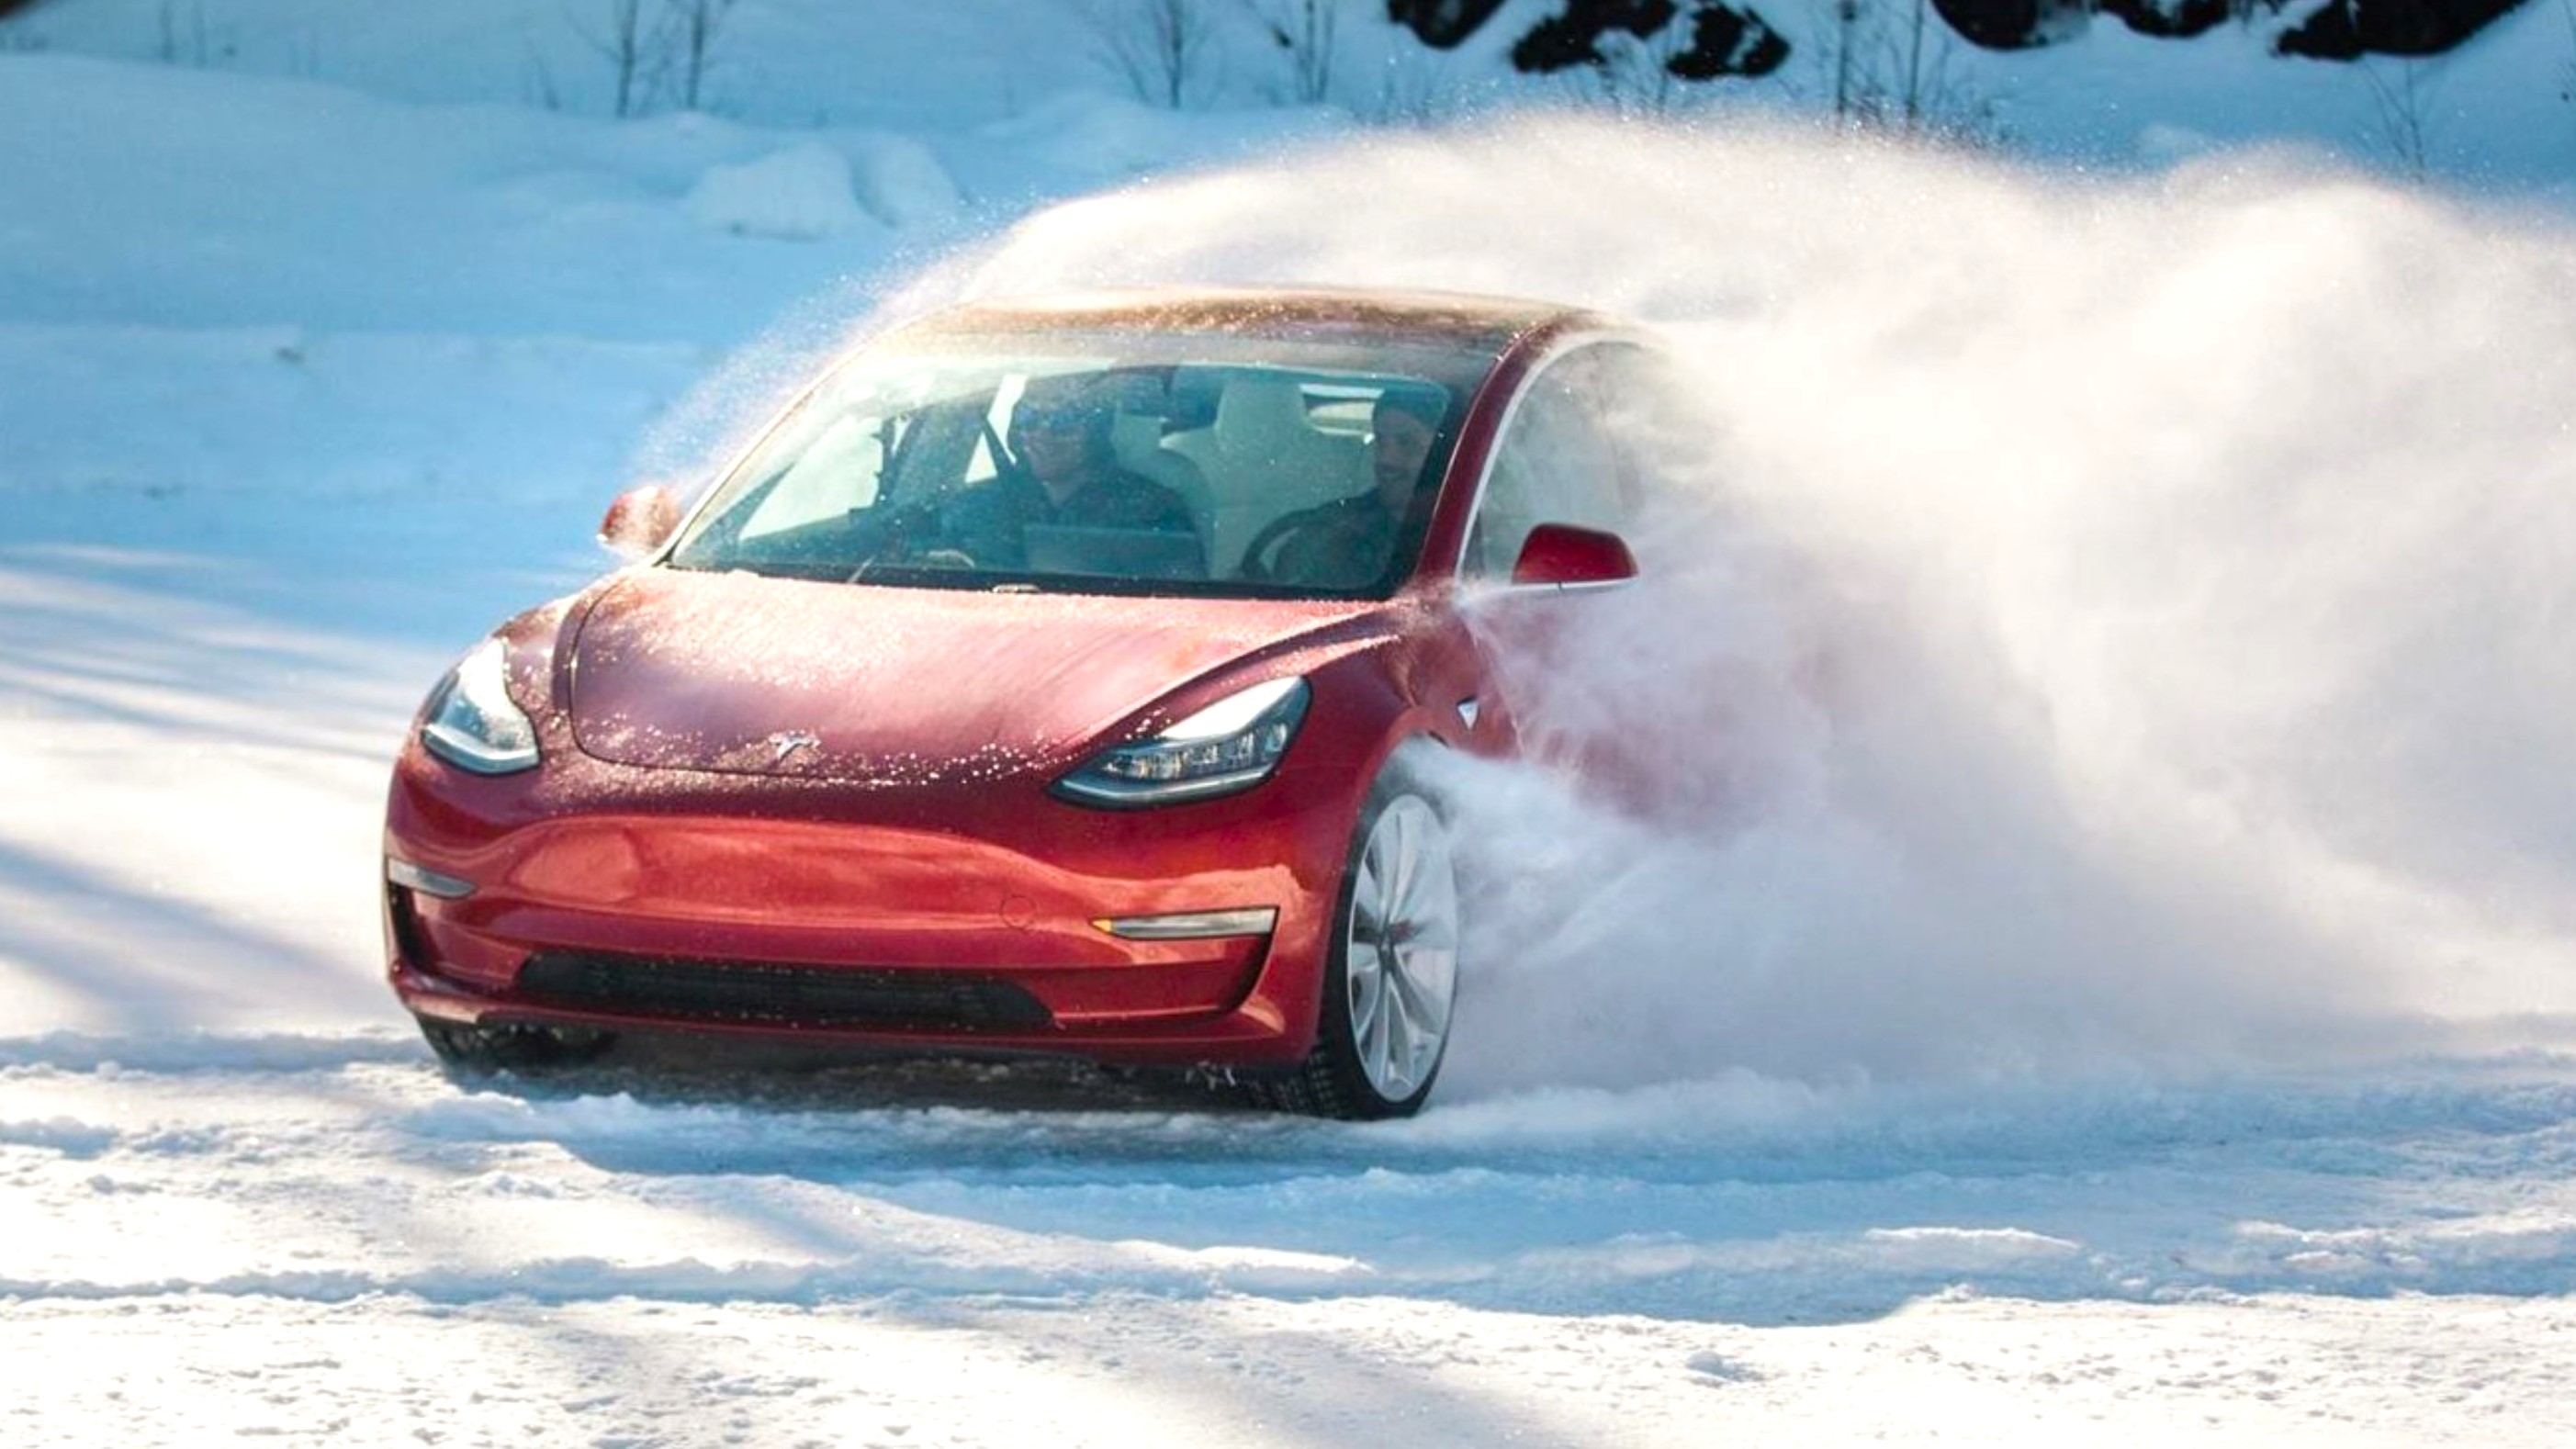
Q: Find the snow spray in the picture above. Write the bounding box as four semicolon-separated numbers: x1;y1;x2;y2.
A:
756;118;2576;1093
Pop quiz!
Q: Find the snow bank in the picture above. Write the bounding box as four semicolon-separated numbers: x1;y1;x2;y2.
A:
973;90;1344;185
685;141;875;241
849;131;966;227
681;131;967;237
0;55;889;341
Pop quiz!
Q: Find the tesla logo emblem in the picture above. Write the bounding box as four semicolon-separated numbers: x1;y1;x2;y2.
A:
767;730;821;764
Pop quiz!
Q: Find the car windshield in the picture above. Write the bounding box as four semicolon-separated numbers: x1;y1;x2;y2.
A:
665;331;1483;599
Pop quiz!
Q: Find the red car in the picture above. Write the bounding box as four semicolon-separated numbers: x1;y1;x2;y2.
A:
385;287;1652;1118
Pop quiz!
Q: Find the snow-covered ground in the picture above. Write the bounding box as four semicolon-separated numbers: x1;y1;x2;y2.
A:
5;3;2575;1443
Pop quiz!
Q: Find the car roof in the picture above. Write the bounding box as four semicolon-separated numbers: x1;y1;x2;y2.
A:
894;286;1611;358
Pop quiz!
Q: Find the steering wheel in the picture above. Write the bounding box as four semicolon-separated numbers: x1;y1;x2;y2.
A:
1235;511;1312;583
842;496;974;579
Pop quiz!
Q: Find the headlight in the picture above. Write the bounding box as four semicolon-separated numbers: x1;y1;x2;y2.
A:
419;637;540;775
1052;677;1309;808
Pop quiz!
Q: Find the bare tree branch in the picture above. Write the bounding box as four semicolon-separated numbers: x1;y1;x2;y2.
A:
2361;57;2435;180
1245;0;1339;106
669;0;737;112
568;0;655;118
1082;0;1221;109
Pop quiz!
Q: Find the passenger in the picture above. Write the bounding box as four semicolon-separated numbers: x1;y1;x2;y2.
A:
1239;389;1442;590
937;373;1198;570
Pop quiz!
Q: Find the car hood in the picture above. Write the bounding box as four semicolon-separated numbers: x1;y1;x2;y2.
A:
564;568;1387;783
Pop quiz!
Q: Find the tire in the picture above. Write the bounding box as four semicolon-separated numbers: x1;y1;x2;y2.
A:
1250;755;1461;1120
417;1017;612;1076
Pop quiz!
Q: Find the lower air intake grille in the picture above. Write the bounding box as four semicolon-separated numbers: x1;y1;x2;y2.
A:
516;952;1054;1032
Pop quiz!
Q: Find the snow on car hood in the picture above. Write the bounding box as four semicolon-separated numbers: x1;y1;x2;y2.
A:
565;568;1381;783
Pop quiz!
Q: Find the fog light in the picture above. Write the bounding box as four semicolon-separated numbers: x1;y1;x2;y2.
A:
1092;907;1278;941
387;856;475;900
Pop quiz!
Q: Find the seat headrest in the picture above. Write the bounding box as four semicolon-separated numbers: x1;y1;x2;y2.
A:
1108;410;1164;463
1212;376;1316;451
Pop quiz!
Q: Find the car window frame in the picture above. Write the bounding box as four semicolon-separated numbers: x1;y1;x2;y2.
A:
1452;332;1656;593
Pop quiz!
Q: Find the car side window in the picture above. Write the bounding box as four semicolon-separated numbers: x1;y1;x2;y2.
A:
1463;348;1627;580
1583;342;1691;516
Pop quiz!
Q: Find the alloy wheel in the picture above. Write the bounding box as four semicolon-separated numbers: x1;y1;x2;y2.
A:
1343;793;1458;1103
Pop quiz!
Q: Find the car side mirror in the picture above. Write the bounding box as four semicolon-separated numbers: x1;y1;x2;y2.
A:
1511;522;1637;588
598;484;681;561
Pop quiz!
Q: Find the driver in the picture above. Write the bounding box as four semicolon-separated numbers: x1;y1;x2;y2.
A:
936;373;1198;570
1239;389;1441;590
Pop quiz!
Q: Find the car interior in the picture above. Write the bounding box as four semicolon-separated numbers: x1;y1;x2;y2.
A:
675;359;1451;598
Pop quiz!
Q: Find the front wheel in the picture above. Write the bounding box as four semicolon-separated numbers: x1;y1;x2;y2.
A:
1254;762;1461;1119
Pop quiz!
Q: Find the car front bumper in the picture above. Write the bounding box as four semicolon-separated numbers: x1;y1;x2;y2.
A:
382;738;1364;1067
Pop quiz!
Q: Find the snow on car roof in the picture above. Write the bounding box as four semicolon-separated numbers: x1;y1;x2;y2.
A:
900;286;1607;355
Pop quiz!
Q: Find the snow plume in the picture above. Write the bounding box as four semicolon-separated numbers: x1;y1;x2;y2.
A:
868;118;2576;1091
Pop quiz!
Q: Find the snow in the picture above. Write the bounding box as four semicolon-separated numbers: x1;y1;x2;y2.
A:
685;141;877;241
848;132;968;229
4;1;2575;1443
